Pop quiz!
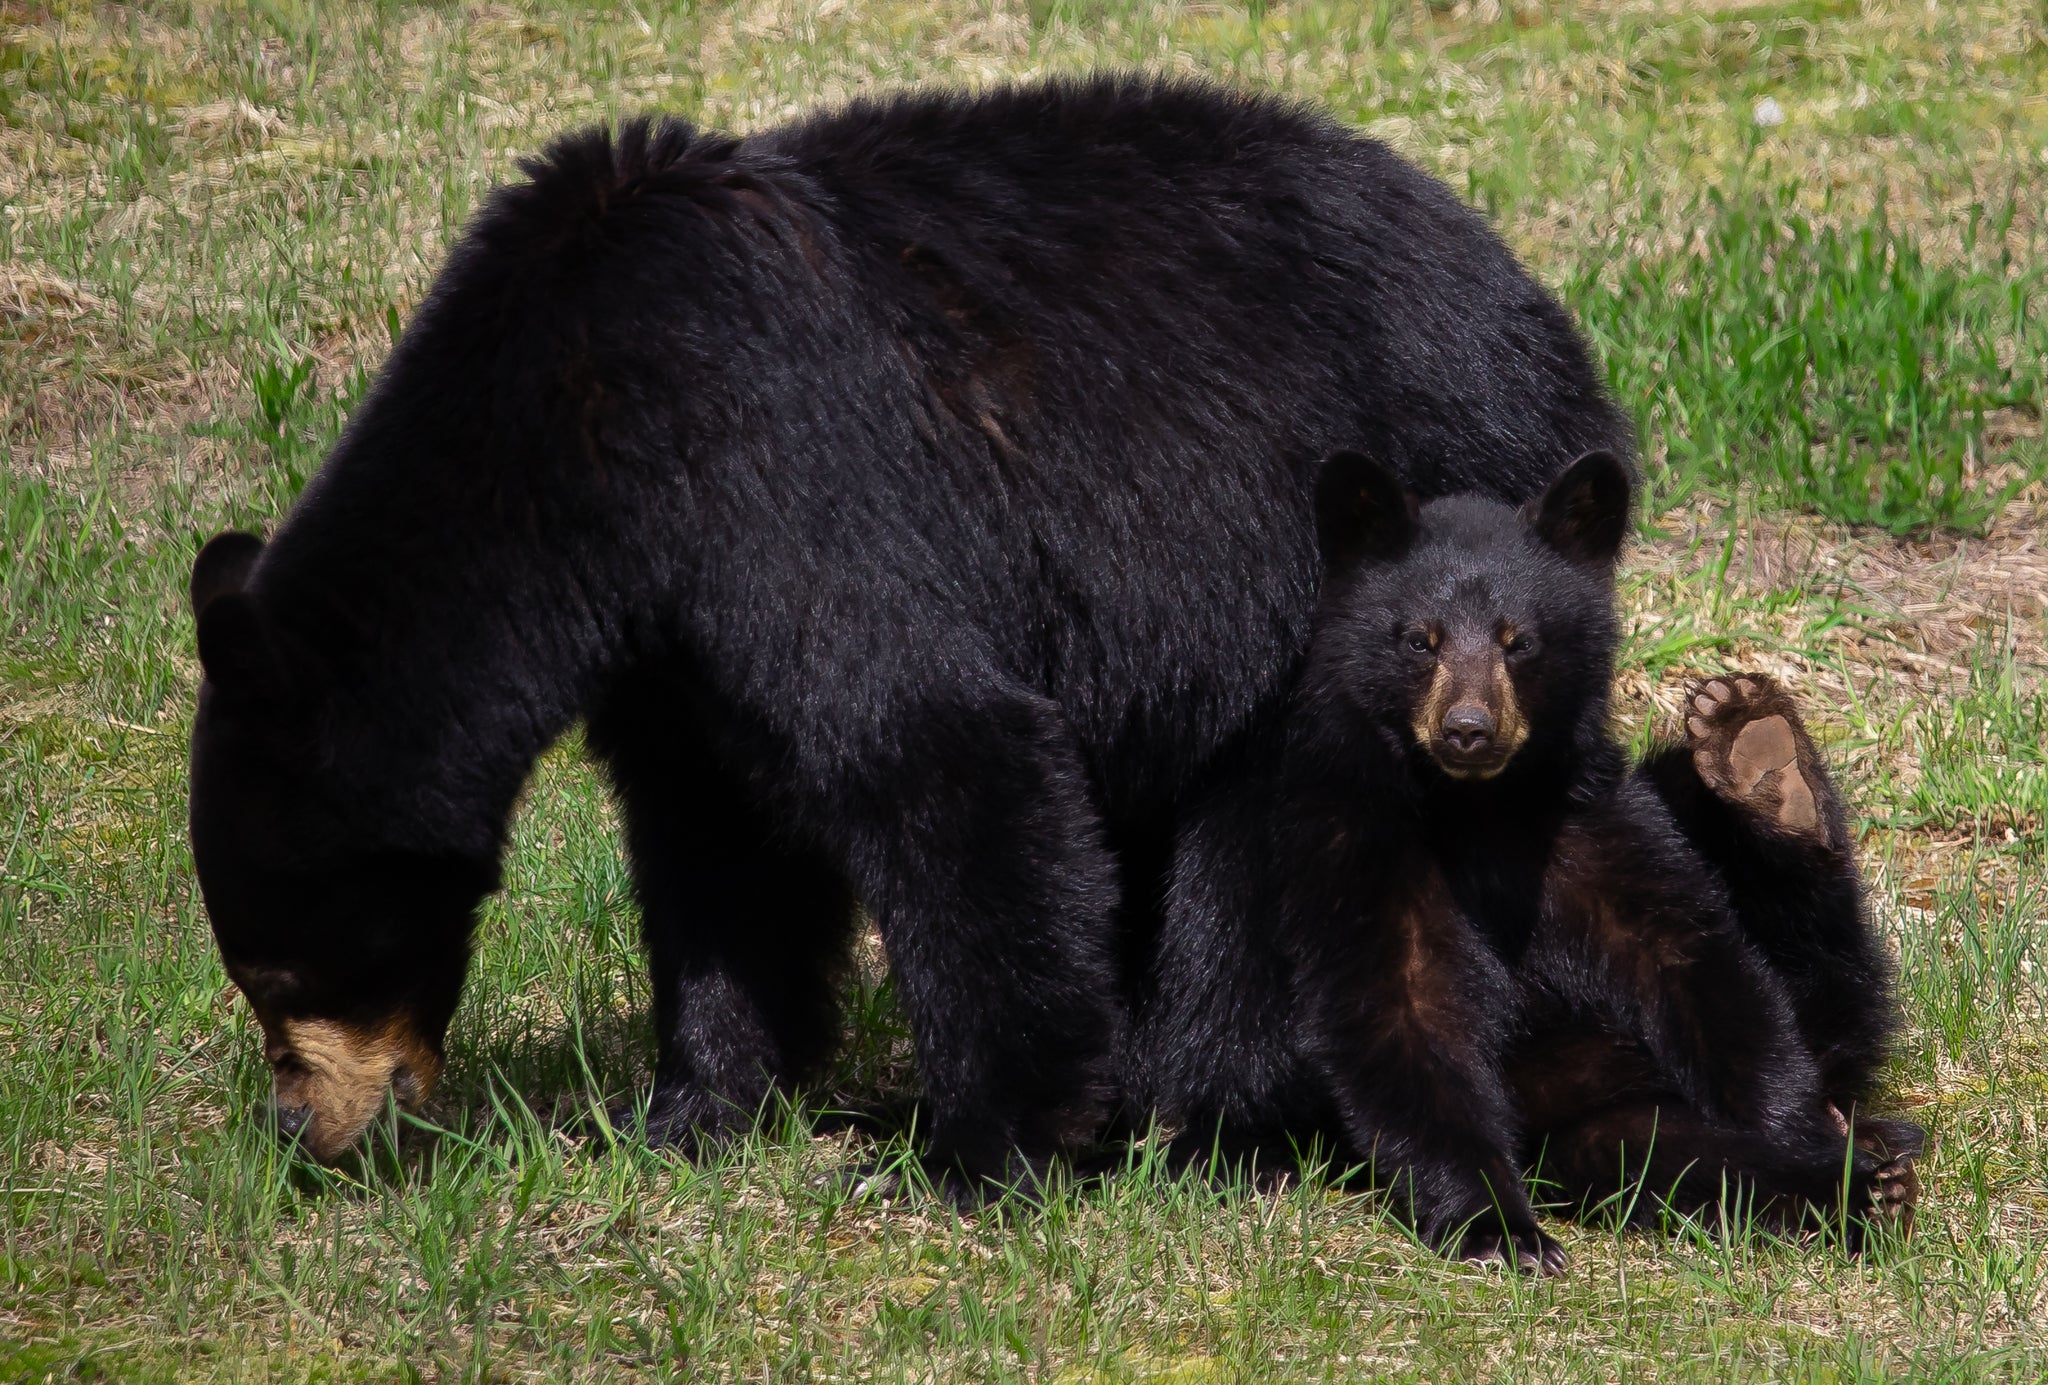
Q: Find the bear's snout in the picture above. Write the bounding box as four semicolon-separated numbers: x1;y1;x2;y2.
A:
1440;703;1497;757
1411;638;1530;780
253;1012;445;1161
272;1098;313;1140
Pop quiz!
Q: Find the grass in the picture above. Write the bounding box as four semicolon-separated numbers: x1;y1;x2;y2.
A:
1574;180;2048;530
3;0;2047;1378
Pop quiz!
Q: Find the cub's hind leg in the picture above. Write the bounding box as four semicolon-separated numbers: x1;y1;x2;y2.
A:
1643;674;1900;1108
1525;784;1922;1250
1531;1098;1921;1248
589;674;859;1151
1678;674;1844;847
1510;1028;1921;1248
1130;745;1335;1193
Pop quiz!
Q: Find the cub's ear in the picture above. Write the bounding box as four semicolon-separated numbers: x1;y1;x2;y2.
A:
1527;451;1633;566
190;531;265;617
1315;450;1417;571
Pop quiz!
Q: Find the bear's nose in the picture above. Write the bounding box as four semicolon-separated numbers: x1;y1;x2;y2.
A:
272;1099;313;1141
1441;704;1496;754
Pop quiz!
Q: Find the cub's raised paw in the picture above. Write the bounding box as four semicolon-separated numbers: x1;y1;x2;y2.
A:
1683;674;1829;844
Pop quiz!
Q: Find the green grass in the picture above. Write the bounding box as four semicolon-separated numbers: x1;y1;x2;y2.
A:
1575;182;2048;530
5;0;2048;1379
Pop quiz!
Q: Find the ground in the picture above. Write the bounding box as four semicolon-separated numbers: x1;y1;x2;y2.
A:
3;0;2046;1380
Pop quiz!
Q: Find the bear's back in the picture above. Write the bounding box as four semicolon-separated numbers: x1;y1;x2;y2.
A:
259;77;1628;817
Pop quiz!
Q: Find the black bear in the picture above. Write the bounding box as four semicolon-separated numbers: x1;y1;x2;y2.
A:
185;75;1633;1182
1127;452;1918;1269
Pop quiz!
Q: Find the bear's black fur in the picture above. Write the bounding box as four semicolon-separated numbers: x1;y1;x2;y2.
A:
1129;453;1918;1269
186;74;1634;1179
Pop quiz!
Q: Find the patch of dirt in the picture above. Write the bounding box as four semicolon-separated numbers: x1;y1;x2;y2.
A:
1651;479;2048;676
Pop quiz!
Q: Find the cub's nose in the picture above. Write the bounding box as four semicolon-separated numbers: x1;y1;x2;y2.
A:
1441;703;1497;754
272;1099;313;1141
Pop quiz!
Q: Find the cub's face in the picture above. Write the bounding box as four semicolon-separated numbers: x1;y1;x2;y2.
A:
189;532;492;1162
1309;450;1631;782
1387;591;1536;781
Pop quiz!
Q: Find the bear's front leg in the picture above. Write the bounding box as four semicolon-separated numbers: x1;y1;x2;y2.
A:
822;689;1124;1202
590;679;862;1153
1287;859;1564;1275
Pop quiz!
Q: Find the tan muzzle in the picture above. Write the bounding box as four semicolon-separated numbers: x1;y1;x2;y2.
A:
257;1013;443;1161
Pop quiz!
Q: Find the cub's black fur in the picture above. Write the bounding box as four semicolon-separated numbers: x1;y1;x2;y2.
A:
1641;682;1897;1108
186;74;1633;1180
1130;453;1916;1269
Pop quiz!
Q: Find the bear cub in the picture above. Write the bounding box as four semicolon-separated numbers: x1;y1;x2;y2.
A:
1252;451;1919;1270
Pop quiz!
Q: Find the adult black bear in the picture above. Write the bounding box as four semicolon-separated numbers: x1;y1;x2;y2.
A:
185;75;1631;1184
1129;452;1918;1270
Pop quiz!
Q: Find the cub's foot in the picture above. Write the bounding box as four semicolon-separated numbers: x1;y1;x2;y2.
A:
1684;674;1829;845
1830;1106;1926;1163
1831;1106;1923;1248
1864;1153;1919;1242
1450;1223;1569;1276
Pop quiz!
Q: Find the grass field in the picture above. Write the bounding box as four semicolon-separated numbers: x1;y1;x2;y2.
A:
5;0;2048;1379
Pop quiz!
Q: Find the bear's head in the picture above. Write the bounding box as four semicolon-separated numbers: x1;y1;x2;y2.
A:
1307;450;1631;784
188;531;496;1161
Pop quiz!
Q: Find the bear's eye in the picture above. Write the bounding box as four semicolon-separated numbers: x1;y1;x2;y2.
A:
1504;633;1533;656
1403;629;1435;655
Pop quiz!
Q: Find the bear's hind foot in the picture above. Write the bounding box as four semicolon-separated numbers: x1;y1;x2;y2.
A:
1684;674;1830;846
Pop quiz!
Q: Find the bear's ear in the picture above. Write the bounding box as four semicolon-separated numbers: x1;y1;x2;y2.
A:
193;531;287;699
1527;451;1632;567
196;592;287;700
1315;450;1417;571
191;531;265;617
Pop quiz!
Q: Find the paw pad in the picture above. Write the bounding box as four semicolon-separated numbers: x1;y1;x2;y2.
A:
1682;674;1827;842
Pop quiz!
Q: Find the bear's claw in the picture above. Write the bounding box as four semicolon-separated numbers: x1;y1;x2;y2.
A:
1832;1106;1924;1249
1453;1224;1570;1276
1866;1153;1919;1238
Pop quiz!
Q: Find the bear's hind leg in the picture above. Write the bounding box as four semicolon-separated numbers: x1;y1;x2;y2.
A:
823;690;1122;1201
1643;674;1898;1104
591;688;859;1152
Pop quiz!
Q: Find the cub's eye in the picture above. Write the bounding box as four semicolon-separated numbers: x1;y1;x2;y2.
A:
1404;630;1435;655
1504;633;1534;656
